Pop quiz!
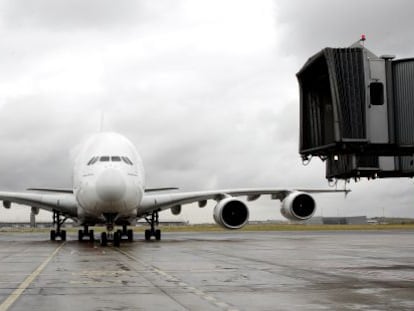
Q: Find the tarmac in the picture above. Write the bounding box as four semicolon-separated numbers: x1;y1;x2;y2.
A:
0;230;413;311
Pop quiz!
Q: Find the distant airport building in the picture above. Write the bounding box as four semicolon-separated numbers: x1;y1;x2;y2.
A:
307;216;367;225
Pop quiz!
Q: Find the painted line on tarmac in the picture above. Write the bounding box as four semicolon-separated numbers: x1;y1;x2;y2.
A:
117;248;239;311
0;242;65;311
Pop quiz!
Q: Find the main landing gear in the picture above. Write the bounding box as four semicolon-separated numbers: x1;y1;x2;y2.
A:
100;223;134;247
144;211;161;241
78;225;94;242
50;210;67;241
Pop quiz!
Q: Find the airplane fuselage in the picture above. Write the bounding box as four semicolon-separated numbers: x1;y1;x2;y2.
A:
72;133;145;225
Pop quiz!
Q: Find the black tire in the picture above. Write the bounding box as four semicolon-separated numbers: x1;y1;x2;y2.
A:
78;229;83;241
114;231;121;247
61;230;67;241
50;230;56;241
101;232;108;246
155;229;161;241
127;229;133;242
89;230;94;241
145;229;151;241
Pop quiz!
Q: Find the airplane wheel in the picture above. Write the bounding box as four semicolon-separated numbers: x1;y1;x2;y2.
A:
78;230;83;241
101;232;108;246
61;230;67;241
127;229;133;242
155;229;161;241
89;230;94;241
145;229;151;241
114;232;121;247
50;230;56;241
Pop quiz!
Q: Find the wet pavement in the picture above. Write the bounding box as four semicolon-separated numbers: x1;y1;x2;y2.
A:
0;230;413;310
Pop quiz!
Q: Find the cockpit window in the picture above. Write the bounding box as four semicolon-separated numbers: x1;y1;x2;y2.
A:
87;156;99;165
88;155;133;165
121;156;133;165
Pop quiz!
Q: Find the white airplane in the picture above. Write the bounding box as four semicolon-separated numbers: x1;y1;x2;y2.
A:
0;132;348;246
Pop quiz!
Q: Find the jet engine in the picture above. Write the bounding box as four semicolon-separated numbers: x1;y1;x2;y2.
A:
3;201;11;209
280;192;316;221
213;198;249;229
171;205;181;215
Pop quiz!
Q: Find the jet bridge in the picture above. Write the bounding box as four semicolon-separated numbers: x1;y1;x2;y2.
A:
297;40;414;180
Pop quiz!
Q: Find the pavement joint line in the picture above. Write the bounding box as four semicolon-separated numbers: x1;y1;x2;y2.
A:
0;242;65;311
116;248;240;311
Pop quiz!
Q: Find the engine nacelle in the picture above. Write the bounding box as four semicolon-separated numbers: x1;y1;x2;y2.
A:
171;205;181;215
3;201;11;209
281;192;316;221
213;198;249;229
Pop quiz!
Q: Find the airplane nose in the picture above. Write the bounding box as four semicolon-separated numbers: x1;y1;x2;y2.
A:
96;169;126;202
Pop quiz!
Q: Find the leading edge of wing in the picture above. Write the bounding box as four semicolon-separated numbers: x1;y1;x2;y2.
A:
26;188;74;193
0;191;78;217
145;187;179;193
139;188;350;215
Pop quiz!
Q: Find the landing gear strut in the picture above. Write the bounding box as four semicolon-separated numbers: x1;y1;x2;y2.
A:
50;210;67;241
78;225;94;242
144;211;161;241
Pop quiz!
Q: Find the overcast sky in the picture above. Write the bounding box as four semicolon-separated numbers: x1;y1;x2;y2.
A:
1;0;414;223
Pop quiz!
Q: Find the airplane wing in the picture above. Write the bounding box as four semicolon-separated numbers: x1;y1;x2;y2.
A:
138;188;349;216
0;191;78;217
25;187;180;193
145;187;179;193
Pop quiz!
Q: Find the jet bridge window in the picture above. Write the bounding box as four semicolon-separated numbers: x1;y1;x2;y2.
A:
370;82;384;106
100;156;110;162
111;156;121;162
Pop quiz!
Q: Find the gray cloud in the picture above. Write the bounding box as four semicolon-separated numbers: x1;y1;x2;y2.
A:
0;0;158;30
276;0;414;60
